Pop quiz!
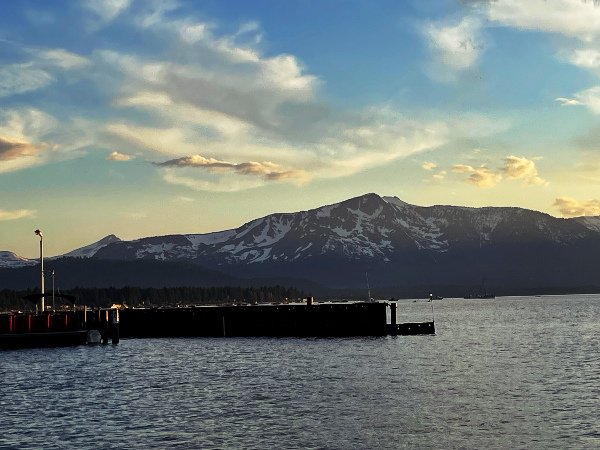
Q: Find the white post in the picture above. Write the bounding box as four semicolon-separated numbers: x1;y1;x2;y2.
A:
35;229;44;313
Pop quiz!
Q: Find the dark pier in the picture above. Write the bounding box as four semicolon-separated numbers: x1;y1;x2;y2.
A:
1;301;434;348
0;308;120;349
119;301;435;338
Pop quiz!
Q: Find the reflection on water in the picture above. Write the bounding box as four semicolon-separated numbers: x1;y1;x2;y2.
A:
1;295;599;449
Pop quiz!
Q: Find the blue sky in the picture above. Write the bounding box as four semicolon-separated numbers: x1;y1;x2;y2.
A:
1;0;600;257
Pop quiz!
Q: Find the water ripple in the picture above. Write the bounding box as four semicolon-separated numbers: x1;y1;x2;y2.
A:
1;294;599;449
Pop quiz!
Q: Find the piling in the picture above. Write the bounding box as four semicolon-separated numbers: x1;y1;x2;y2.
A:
111;308;120;345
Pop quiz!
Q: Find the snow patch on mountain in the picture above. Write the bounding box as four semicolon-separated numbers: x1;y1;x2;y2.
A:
575;216;600;233
0;251;37;268
136;243;177;260
62;234;122;258
186;230;236;247
382;196;410;208
471;210;505;243
316;205;335;218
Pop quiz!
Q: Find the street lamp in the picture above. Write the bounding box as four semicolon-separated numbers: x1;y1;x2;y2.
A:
51;269;55;311
34;229;44;313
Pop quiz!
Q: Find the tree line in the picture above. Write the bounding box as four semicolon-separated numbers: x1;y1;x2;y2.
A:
0;285;308;311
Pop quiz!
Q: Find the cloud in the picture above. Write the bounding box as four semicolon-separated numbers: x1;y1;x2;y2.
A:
423;16;483;81
433;170;447;180
156;154;309;184
501;155;549;185
1;3;501;189
0;63;53;97
0;209;36;221
0;136;40;160
452;164;502;187
483;0;600;42
38;49;90;69
0;108;57;140
572;86;600;114
554;196;600;217
0;108;98;173
0;132;47;173
116;91;251;136
427;170;447;183
422;161;438;171
555;97;583;106
107;151;134;161
568;48;600;69
84;0;131;23
99;14;462;191
451;155;547;187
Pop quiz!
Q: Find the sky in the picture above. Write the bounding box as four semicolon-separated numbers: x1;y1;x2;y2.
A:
2;0;600;257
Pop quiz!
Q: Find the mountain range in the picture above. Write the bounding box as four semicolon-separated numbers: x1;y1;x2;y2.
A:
2;193;600;296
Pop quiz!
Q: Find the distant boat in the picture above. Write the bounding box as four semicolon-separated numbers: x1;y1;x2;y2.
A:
463;293;495;299
428;293;443;301
464;279;495;299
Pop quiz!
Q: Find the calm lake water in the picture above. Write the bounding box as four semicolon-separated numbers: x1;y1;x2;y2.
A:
1;294;599;449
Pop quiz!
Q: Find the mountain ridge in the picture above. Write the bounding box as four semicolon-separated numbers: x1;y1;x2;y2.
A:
2;193;600;292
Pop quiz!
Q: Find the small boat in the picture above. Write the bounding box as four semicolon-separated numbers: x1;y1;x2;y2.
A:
428;293;443;301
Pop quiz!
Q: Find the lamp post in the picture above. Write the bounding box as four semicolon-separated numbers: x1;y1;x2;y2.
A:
34;229;44;313
51;269;55;311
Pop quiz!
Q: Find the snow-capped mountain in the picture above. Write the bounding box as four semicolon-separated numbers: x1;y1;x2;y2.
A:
86;193;600;288
91;193;599;261
0;251;37;269
61;234;122;258
3;193;600;290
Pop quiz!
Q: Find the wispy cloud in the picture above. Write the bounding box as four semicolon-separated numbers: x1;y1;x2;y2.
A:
98;12;464;190
107;151;134;161
422;161;438;171
156;154;309;185
38;49;90;69
0;208;36;221
555;97;583;106
0;63;53;98
554;196;600;217
84;0;131;24
0;2;505;191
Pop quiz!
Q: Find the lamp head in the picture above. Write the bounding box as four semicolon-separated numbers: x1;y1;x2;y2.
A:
34;229;43;237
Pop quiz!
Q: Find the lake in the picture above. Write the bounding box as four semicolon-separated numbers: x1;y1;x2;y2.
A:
1;294;599;449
